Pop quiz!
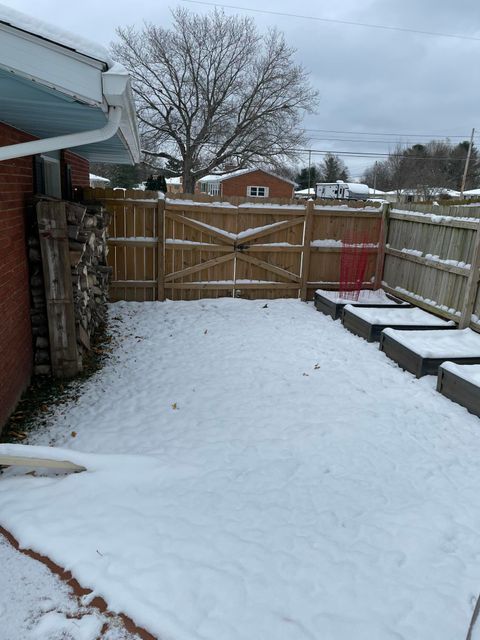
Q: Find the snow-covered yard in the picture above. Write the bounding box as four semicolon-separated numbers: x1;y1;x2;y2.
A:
0;534;140;639
2;298;480;640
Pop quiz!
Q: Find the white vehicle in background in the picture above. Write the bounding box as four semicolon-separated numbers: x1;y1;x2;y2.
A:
316;180;370;200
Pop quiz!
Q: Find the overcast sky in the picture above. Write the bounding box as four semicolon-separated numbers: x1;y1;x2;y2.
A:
6;0;480;178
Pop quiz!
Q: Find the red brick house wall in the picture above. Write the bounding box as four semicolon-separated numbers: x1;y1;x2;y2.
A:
63;150;90;188
221;170;294;199
0;123;35;428
0;124;90;430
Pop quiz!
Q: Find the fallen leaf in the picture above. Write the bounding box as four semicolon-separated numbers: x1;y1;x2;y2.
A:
171;402;178;410
71;431;77;438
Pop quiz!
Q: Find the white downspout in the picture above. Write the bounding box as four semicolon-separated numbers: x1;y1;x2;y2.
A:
0;106;122;162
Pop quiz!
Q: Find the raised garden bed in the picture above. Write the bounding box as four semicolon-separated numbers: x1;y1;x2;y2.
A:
437;362;480;417
343;305;456;343
314;289;411;320
379;329;480;377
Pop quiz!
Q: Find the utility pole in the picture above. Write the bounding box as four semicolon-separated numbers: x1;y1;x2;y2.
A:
307;149;312;195
460;128;475;198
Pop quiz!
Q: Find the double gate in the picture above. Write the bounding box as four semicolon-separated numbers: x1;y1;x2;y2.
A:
85;189;382;302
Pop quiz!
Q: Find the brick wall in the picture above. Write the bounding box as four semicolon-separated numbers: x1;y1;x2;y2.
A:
0;126;92;431
0;123;35;430
63;150;90;188
221;170;294;199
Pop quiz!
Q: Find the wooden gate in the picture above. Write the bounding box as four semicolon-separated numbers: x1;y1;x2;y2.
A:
164;200;306;300
83;189;383;302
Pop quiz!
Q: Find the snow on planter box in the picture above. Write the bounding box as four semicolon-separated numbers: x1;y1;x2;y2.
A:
342;305;455;343
437;361;480;417
314;288;410;320
379;328;480;378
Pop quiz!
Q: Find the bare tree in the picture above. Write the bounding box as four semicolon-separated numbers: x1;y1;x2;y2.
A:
113;9;318;193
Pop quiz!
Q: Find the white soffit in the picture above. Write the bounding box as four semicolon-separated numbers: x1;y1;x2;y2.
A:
0;22;104;105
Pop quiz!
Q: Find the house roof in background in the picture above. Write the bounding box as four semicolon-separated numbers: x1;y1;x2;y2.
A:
0;3;140;164
199;168;297;186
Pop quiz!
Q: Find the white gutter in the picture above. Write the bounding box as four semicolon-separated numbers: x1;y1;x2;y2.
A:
0;106;122;162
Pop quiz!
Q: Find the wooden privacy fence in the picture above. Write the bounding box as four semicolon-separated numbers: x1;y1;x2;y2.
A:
381;202;480;330
83;189;384;302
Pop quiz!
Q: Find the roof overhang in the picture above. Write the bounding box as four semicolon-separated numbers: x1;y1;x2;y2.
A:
0;6;140;164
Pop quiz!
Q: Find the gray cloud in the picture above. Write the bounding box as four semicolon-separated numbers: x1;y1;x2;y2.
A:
7;0;480;178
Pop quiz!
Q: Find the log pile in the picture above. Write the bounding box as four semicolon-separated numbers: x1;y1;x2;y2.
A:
29;201;111;376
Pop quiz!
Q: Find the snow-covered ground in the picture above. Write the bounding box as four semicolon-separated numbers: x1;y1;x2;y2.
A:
0;534;140;639
2;298;480;639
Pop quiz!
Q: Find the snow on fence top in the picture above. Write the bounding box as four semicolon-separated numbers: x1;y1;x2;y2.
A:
314;203;382;212
394;202;480;220
392;208;479;225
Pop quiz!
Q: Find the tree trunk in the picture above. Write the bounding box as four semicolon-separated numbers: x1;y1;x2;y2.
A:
182;160;195;194
183;175;196;194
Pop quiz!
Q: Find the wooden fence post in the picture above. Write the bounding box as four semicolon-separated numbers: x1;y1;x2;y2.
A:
37;201;80;377
373;202;391;289
156;197;165;301
459;218;480;329
300;199;315;301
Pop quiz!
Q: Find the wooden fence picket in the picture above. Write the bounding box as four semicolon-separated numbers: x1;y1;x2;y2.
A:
83;188;383;302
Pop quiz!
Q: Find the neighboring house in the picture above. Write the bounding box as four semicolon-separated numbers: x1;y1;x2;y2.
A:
166;177;183;193
89;173;111;188
197;168;296;199
0;4;140;430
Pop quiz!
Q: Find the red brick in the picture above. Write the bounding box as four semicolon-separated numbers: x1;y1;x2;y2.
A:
0;123;34;429
0;123;91;430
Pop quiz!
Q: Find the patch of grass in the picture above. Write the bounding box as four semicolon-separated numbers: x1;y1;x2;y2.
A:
1;323;114;444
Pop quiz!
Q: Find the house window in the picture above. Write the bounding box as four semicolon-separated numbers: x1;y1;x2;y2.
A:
34;151;62;198
247;186;269;197
201;181;220;196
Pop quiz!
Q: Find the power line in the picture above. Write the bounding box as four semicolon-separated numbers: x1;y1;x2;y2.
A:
305;137;458;145
182;0;480;42
291;148;471;160
302;128;473;139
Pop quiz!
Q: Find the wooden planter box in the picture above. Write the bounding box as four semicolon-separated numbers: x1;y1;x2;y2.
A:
314;289;410;321
379;329;480;378
437;364;480;417
342;306;455;343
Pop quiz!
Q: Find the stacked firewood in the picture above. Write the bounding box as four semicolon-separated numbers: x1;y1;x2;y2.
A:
28;201;111;376
67;203;111;360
